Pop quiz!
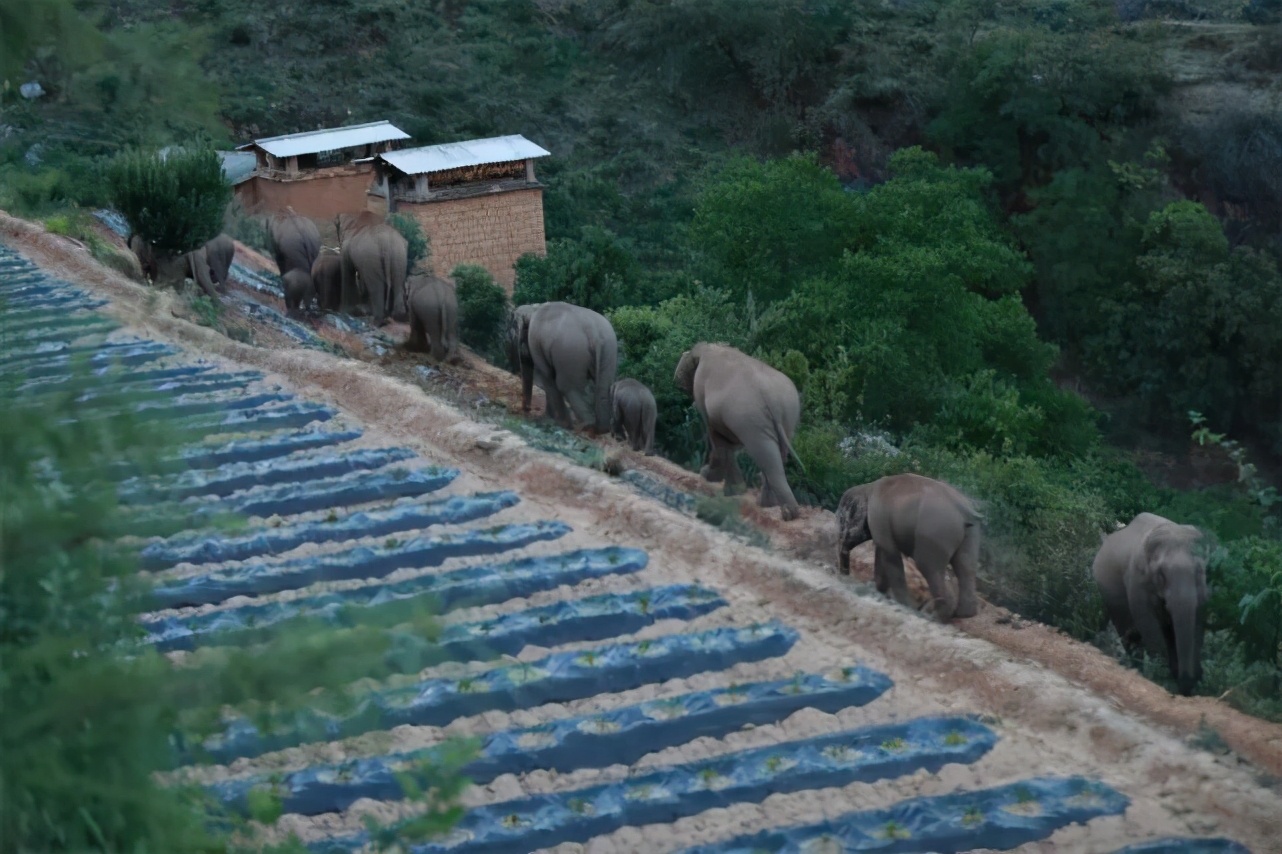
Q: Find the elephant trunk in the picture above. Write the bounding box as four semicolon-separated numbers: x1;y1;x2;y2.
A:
1168;589;1203;696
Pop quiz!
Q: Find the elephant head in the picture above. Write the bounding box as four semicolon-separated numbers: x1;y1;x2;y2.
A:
506;304;540;411
836;483;874;569
1140;523;1209;695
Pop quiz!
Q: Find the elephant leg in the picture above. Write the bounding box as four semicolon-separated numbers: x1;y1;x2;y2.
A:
742;433;799;521
951;527;982;618
1127;583;1170;665
875;547;912;608
538;366;572;429
912;540;959;622
408;311;427;352
557;368;595;431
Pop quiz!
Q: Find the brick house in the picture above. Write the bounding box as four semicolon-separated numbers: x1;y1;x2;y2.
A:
233;121;411;220
364;134;550;291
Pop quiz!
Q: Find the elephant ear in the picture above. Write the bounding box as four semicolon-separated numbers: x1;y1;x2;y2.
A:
673;350;697;396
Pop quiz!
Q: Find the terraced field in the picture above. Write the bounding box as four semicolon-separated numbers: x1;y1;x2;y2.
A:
2;233;1275;853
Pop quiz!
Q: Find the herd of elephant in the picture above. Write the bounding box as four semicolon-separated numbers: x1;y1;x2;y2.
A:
128;213;1213;699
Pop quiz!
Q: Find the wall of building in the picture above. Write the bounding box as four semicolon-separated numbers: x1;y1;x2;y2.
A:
234;167;375;221
389;188;546;291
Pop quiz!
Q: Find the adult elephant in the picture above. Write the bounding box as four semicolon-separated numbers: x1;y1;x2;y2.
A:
269;213;320;278
337;212;407;325
311;252;342;311
405;274;459;363
837;473;983;621
507;301;618;433
674;343;802;521
1092;512;1209;696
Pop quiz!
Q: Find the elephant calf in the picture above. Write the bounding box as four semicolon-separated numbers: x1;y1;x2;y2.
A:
610;378;657;455
311;252;342;311
204;233;235;292
1092;512;1208;695
283;269;317;316
674;343;802;521
405;274;459;363
837;473;983;621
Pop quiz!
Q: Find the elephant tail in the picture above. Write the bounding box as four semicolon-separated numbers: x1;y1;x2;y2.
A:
776;421;807;476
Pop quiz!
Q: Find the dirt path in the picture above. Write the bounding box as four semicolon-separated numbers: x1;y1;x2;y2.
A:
5;212;1281;852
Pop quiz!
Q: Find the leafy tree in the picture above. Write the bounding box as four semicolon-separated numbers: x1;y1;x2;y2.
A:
104;145;230;260
689;153;858;304
389;213;431;273
0;0;101;89
1099;201;1282;443
512;225;644;312
452;262;509;364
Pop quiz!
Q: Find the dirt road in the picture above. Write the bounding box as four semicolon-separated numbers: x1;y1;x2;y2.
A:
3;212;1279;853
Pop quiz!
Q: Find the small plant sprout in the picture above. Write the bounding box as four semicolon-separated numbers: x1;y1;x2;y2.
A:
325;509;339;523
962;806;984;827
840;666;856;682
698;768;722;787
944;730;968;746
384;537;400;549
500;813;525;828
764;755;784;773
457;678;476;694
638;639;652;654
880;737;907;752
567;798;592;815
607;551;620;565
1015;785;1036;804
626;784;655;800
576;650;599;667
822;744;853;762
637;593;651;614
785;673;805;695
880;820;910;840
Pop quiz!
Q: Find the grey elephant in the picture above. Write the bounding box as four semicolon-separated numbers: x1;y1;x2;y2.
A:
405;274;459;363
507;301;618;433
311;252;342;310
610;378;657;455
203;233;235;292
338;213;408;325
282;269;317;316
837;473;983;621
129;234;158;282
269;214;320;278
1092;512;1208;696
674;343;803;521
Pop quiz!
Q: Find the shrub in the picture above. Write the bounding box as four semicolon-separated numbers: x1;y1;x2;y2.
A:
0;340;472;850
103;145;230;258
389;213;431;273
512;225;644;312
452;263;509;364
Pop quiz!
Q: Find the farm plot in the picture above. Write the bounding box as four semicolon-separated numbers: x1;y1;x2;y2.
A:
0;238;1259;853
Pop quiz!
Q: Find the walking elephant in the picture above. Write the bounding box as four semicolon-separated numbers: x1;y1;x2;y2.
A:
282;269;317;316
836;473;983;621
338;213;407;325
311;252;343;311
129;234;158;282
674;343;803;521
269;214;320;278
204;233;235;292
405;274;459;363
610;378;657;455
1092;512;1208;696
507;301;618;433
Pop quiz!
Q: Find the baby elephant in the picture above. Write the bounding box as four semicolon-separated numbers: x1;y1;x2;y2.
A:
837;473;983;621
406;274;459;363
282;269;317;316
1092;512;1208;696
610;378;656;455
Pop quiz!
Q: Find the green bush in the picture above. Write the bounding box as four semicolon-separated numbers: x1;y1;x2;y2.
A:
103;145;230;258
0;340;472;850
452;263;509;364
512;225;645;312
389;213;431;274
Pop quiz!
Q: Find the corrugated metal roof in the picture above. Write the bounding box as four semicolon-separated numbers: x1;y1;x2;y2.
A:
236;121;410;158
378;134;550;176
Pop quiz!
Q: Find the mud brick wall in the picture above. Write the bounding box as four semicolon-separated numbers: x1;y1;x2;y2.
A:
394;188;547;291
234;168;375;220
